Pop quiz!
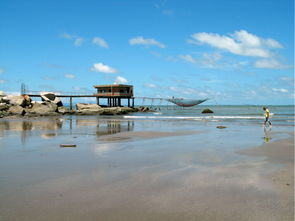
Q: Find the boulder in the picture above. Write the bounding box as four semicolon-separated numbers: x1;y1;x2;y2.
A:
137;106;150;112
8;105;25;115
20;95;32;108
216;126;227;129
76;103;101;111
0;103;10;111
57;106;73;114
201;108;214;114
28;102;58;115
6;95;24;106
0;111;9;118
100;107;120;115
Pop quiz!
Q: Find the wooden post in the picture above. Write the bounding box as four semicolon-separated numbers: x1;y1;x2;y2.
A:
70;97;73;110
132;98;134;108
96;97;99;105
128;98;130;107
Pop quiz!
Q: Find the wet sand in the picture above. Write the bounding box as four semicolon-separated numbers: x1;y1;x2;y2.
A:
0;117;294;221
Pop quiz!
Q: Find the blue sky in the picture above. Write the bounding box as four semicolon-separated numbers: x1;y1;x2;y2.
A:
0;0;294;105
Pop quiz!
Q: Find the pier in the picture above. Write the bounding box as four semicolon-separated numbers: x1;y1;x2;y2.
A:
25;84;135;110
23;84;203;110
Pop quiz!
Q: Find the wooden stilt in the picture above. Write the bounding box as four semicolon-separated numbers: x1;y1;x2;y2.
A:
70;97;73;110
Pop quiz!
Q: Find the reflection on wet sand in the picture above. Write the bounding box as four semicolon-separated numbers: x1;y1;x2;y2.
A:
0;118;63;144
96;120;134;136
0;116;293;221
0;118;63;132
263;126;272;143
0;117;135;144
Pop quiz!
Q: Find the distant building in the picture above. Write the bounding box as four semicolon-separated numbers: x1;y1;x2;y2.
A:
93;84;134;107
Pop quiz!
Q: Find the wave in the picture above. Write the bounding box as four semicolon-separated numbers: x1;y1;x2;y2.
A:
124;115;265;120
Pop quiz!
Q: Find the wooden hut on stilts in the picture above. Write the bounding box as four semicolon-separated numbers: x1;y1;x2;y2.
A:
93;84;134;108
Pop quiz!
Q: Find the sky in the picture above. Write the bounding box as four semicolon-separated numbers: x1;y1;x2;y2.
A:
0;0;294;105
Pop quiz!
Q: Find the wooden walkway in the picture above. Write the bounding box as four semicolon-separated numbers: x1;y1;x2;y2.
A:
27;94;135;110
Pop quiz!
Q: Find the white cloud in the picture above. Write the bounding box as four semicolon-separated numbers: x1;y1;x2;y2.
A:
74;37;84;46
162;9;174;16
61;32;73;39
64;73;76;79
61;32;84;46
114;76;128;84
179;53;225;68
144;83;157;88
265;38;283;48
0;80;5;84
0;68;5;74
255;59;289;69
188;30;282;58
92;37;109;48
91;63;117;73
272;88;288;93
280;76;292;81
279;76;294;87
179;54;197;64
129;36;165;48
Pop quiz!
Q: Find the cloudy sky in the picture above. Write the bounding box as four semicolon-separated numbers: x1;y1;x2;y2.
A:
0;0;293;104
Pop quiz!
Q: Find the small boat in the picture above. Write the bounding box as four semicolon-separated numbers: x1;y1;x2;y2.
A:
166;98;208;107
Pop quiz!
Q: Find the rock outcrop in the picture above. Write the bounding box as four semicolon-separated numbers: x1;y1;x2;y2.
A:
76;103;101;111
6;95;24;106
7;106;25;115
27;102;58;116
0;94;146;118
57;106;73;114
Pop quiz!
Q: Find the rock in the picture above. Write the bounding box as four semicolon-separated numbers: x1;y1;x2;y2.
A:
202;108;214;114
100;107;120;115
76;103;101;111
20;95;32;108
0;103;10;111
28;102;58;115
216;126;227;129
120;107;136;113
57;106;73;114
0;111;9;118
60;144;77;148
76;106;136;115
8;105;26;115
137;106;154;112
6;95;24;106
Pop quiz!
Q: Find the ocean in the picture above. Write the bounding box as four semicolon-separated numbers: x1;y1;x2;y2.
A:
125;105;294;125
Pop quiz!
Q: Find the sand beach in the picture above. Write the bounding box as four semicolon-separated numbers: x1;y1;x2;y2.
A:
0;106;294;221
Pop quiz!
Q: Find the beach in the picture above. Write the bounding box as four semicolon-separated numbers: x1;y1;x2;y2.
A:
0;106;294;221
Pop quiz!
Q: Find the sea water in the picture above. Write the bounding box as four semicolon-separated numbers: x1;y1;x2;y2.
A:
125;105;294;126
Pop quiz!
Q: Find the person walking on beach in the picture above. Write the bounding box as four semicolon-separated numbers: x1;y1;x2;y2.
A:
263;107;272;126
